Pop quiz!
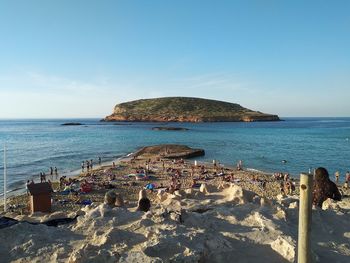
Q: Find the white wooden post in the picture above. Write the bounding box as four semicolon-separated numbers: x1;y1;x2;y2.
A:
298;173;313;263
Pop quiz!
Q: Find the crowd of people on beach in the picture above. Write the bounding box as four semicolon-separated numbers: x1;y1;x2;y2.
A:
334;170;350;189
19;154;349;217
37;167;58;183
97;161;345;215
25;167;59;192
23;156;105;198
81;157;102;172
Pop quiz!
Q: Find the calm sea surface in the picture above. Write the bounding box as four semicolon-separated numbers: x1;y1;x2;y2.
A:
0;118;349;195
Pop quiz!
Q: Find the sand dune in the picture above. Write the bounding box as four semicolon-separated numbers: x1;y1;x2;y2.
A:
1;184;349;263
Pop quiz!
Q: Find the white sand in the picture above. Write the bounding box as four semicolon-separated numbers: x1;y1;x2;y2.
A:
1;184;349;263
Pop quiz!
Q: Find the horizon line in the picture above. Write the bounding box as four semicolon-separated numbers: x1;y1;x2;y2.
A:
1;116;350;120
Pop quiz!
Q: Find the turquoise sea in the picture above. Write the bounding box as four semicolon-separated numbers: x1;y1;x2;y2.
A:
0;118;349;195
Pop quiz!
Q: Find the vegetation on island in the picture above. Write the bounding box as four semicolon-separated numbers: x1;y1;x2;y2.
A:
103;97;280;122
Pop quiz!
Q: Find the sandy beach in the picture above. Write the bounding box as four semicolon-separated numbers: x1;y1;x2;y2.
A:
1;146;287;216
2;0;350;261
1;145;350;262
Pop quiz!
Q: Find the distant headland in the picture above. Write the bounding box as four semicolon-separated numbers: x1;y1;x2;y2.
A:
102;97;280;122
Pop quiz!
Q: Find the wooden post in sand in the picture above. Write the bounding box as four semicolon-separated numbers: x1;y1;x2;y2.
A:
298;173;313;263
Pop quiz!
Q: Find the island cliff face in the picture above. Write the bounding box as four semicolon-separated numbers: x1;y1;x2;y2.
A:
103;97;280;122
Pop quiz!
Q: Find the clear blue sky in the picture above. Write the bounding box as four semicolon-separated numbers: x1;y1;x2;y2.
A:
0;0;349;118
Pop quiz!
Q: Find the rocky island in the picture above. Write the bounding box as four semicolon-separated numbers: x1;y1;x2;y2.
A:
102;97;280;122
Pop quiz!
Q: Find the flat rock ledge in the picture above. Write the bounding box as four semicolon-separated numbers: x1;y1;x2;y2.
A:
61;123;83;126
133;144;205;159
152;127;189;131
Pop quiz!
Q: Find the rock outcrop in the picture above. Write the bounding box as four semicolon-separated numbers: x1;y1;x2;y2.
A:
152;127;189;131
103;97;280;122
61;122;83;126
133;144;205;159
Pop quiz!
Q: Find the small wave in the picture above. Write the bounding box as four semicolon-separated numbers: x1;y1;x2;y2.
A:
0;186;24;197
246;167;274;176
8;180;26;188
0;153;85;170
315;120;348;123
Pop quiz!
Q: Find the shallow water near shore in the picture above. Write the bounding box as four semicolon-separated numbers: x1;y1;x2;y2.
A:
0;117;350;195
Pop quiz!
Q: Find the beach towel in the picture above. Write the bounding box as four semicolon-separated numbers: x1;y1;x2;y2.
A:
80;199;92;205
81;184;92;193
136;175;149;181
145;183;156;190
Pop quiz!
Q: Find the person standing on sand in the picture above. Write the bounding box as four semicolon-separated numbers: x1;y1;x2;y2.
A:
41;172;46;182
40;172;46;183
81;161;85;172
98;157;101;166
335;171;340;183
345;171;350;189
50;167;53;178
86;160;90;171
54;167;58;179
146;162;150;174
313;167;341;207
236;160;243;171
90;159;93;170
26;180;30;195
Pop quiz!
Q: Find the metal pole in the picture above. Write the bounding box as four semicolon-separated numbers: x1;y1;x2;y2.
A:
4;144;7;212
298;173;313;263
